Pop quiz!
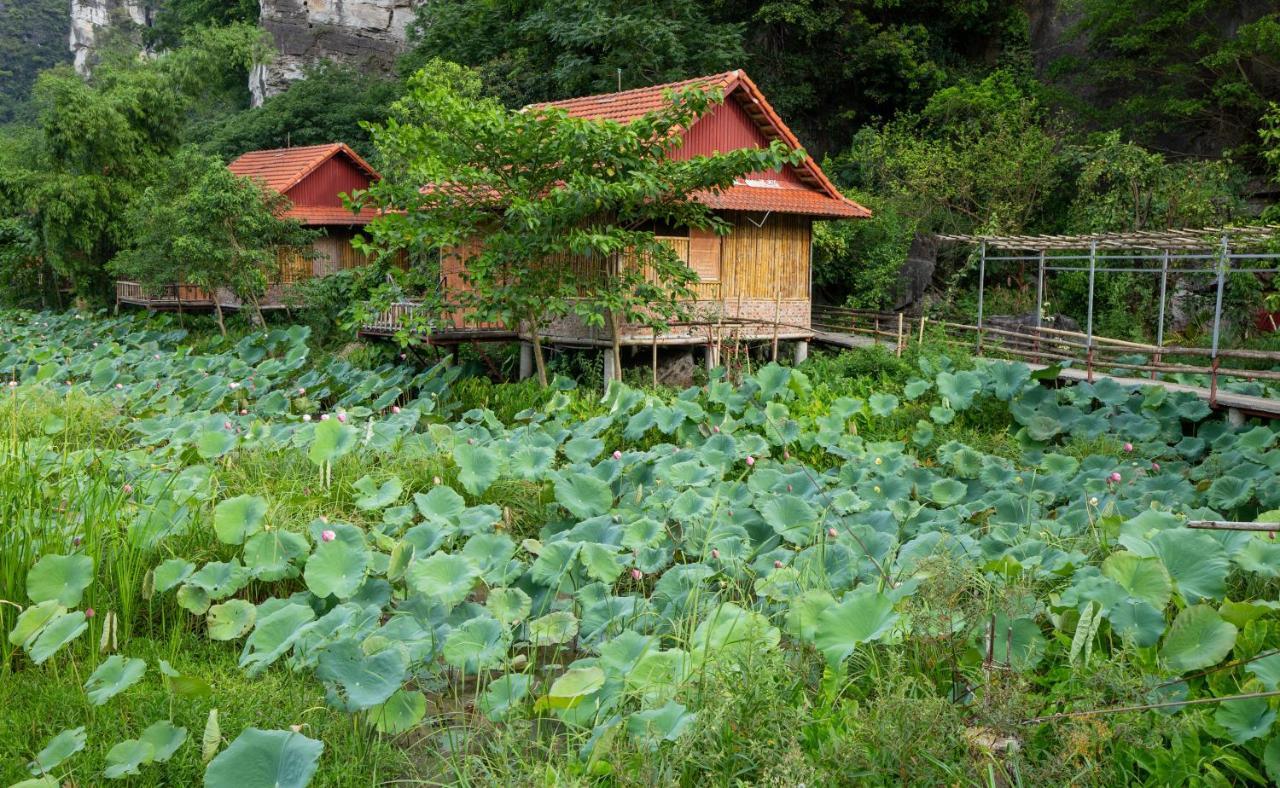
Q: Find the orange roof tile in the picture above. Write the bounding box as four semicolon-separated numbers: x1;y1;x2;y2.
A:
281;205;387;225
532;70;869;220
227;143;379;196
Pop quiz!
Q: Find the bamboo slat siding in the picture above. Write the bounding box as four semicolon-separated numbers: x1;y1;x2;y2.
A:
722;212;809;300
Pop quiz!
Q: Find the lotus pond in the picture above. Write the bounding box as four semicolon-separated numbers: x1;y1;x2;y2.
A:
3;310;1280;786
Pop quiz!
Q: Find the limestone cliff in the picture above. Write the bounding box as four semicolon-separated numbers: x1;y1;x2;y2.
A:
251;0;421;105
70;0;150;74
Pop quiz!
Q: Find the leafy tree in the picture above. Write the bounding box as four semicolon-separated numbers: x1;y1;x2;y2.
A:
191;62;402;161
406;0;744;107
0;24;269;301
813;194;914;310
109;147;316;335
357;60;803;385
1050;2;1280;164
0;0;69;123
146;0;260;49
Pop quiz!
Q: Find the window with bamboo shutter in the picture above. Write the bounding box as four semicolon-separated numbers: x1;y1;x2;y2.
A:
688;227;721;282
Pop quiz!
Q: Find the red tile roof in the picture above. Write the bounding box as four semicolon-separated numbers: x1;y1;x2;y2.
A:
227;143;379;197
532;70;870;219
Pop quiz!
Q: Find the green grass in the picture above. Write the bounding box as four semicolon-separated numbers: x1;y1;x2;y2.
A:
0;634;411;786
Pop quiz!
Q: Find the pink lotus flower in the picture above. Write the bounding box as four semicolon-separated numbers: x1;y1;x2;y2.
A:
122;483;133;495
783;450;790;460
391;405;401;414
1123;442;1133;452
85;608;95;618
713;425;720;433
229;381;239;389
630;568;643;580
337;413;347;423
1151;462;1161;472
773;560;784;569
115;383;123;390
298;387;306;395
828;528;838;538
1109;472;1122;483
745;456;755;467
321;530;336;543
612;450;622;460
711;548;720;559
224;421;233;430
7;381;15;388
320;414;329;421
240;409;248;416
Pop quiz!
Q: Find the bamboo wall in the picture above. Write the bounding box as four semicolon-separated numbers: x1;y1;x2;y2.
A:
721;212;810;300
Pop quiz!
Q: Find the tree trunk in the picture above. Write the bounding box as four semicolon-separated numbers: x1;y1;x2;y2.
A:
213;299;227;337
529;324;549;386
249;294;266;327
606;310;623;383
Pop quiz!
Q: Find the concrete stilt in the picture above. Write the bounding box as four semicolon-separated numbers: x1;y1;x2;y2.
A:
602;350;616;389
518;343;534;380
1228;407;1246;427
793;340;809;365
704;344;720;371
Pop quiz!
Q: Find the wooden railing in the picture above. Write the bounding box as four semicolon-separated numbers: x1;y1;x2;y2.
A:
115;281;216;306
812;304;1280;403
362;302;514;338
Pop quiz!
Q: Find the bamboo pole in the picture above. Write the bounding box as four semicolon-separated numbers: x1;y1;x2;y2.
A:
896;313;905;357
918;316;927;345
1188;521;1280;532
771;292;782;362
651;326;658;388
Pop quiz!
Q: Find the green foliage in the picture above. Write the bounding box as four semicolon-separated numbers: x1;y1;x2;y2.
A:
812;192;913;309
407;0;744;107
0;0;68;123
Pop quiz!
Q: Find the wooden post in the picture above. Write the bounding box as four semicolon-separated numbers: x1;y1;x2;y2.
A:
918;315;927;345
896;313;905;357
651;326;658;388
975;241;987;355
769;292;782;362
1085;239;1097;382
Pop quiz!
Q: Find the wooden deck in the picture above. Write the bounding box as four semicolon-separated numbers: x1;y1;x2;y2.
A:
115;281;296;312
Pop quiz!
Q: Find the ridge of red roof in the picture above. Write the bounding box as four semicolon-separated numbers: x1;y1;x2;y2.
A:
531;70;870;219
227;143;380;196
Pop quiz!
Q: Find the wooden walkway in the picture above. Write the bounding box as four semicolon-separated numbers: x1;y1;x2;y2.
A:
811;331;1280;420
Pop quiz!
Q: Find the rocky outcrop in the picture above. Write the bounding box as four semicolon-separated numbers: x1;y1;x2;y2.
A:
252;0;422;105
70;0;150;74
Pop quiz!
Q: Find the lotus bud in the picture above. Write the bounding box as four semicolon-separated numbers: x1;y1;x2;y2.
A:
783;450;790;460
1109;471;1122;483
337;412;347;423
612;450;622;460
468;438;475;445
123;483;133;495
223;421;233;430
320;413;330;421
85;607;95;618
240;409;248;416
711;548;720;559
115;383;123;390
321;530;336;543
713;425;720;433
745;456;755;467
73;536;82;547
302;414;311;422
392;405;401;414
828;528;837;538
298;387;306;395
1089;496;1099;506
1123;442;1133;452
787;484;792;492
631;568;643;581
1151;462;1160;472
773;560;784;569
229;381;239;389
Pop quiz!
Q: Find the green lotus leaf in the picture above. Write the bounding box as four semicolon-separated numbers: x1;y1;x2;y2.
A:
27;553;93;607
213;494;268;545
1106;597;1165;647
621;518;664;550
1160;605;1237;673
814;587;898;666
152;558;195;594
85;655;147;705
304;526;369;600
868;393;898;417
528;611;579;646
1149;530;1229;603
903;379;931;400
406;553;480;609
454;443;501;495
243;530;309;582
1101;552;1172;609
626;700;696;750
1266;737;1280;784
1207;476;1255;510
579;543;624;583
979;614;1046;671
316;638;408;711
443;615;509;671
188;560;251;601
1215;696;1276;744
759;494;817;545
546;666;606;710
690;602;780;666
928;479;967;507
103;738;155;779
1247;654;1280;690
196;429;237;459
486;587;532;626
911;420;934;447
204;728;323;788
26;726;86;776
369;689;426;734
8;600;64;648
599;631;657;677
988;361;1031;400
785;590;837;641
414;486;466;523
555;473;614;519
28;611;87;665
509;444;555;480
176;583;211;615
207;599;257;641
929;404;956;425
563;436;605;463
353;475;402;510
936;370;982;410
240;603;316;675
478;673;531;721
308;419;357;465
139;720;187;762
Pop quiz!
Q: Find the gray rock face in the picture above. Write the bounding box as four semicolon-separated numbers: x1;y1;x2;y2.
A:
70;0;150;73
253;0;423;105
